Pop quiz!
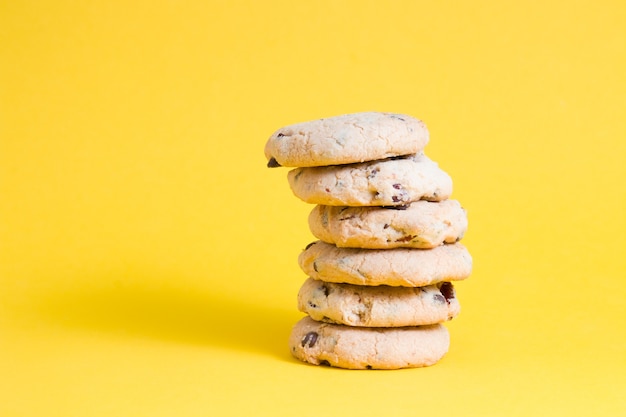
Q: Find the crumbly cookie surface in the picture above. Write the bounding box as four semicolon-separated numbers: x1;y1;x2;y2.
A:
289;316;450;369
287;154;452;206
309;200;467;249
299;241;472;287
264;112;429;168
297;278;460;327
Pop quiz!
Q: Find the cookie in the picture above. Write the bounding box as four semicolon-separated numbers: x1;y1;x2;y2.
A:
289;316;449;369
287;153;452;206
297;278;460;327
309;200;467;249
299;241;472;287
264;112;429;168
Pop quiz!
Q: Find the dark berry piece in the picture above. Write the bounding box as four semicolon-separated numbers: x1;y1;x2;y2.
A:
439;282;455;303
367;168;379;179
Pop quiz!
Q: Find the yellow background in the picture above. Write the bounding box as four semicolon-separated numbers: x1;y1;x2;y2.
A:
1;1;624;416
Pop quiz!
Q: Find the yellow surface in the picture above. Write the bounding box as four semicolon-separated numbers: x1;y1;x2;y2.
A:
1;1;624;416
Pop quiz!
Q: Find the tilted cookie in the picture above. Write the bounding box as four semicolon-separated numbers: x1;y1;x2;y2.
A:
299;241;472;287
309;200;467;249
264;112;428;168
289;316;449;369
287;154;452;206
298;278;460;327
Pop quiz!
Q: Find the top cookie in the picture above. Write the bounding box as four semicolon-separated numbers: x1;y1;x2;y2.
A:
264;112;429;168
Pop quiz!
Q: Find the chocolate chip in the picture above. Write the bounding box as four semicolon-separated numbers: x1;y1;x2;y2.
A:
321;285;329;296
439;282;455;303
304;242;317;250
383;223;390;229
301;332;319;348
381;204;409;210
267;157;281;168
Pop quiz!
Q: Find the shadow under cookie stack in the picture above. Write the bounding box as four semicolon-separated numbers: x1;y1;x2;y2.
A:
265;112;472;370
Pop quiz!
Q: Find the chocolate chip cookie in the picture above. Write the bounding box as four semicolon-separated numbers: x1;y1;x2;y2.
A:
308;199;467;249
299;241;472;286
265;112;429;168
289;316;450;369
287;153;452;206
297;278;460;327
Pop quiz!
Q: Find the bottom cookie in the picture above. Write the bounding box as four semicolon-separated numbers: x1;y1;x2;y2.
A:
289;316;450;370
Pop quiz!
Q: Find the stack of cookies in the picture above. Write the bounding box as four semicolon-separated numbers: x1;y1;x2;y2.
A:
265;112;472;370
